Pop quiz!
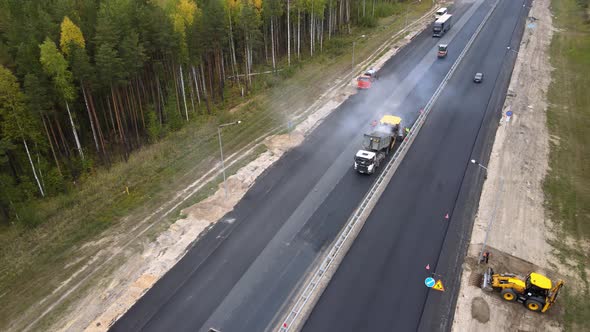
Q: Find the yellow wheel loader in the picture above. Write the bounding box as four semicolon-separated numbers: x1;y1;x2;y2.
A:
481;267;564;313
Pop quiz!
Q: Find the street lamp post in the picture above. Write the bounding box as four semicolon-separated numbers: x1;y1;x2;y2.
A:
470;159;498;265
405;4;409;28
351;35;366;84
470;159;489;172
507;46;519;54
218;120;242;198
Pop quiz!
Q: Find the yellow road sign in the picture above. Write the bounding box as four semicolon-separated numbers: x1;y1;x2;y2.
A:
433;279;445;292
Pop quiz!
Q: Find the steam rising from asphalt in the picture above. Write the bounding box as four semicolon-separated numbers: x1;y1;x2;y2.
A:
268;36;452;146
341;59;442;135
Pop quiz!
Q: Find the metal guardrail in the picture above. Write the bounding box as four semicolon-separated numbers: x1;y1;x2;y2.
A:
277;1;498;331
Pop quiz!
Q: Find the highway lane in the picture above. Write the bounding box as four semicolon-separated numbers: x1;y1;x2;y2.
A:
418;0;533;329
110;1;487;331
302;0;531;331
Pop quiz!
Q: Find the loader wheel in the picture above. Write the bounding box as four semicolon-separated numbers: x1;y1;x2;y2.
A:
501;288;517;302
525;298;543;312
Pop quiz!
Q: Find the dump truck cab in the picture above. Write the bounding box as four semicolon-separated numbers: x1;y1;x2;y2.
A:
354;115;405;175
357;69;377;89
354;150;379;174
438;44;448;58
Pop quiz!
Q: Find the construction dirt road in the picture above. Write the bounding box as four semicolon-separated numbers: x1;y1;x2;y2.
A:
451;0;576;330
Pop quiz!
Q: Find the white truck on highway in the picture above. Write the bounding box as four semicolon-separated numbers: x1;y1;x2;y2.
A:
354;115;404;175
433;14;452;37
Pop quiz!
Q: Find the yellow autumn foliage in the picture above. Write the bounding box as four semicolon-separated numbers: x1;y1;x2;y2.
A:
253;0;263;10
176;0;197;26
226;0;240;10
59;16;85;55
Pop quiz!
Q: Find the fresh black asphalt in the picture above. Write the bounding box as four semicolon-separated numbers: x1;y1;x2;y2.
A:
302;0;532;331
110;0;528;331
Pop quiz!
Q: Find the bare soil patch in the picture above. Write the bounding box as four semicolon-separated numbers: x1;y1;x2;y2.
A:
471;297;490;323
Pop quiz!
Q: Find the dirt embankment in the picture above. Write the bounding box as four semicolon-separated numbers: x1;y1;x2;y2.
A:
83;132;303;331
451;0;571;330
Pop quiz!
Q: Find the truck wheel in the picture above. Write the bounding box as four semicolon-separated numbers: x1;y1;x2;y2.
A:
500;288;517;302
525;298;544;312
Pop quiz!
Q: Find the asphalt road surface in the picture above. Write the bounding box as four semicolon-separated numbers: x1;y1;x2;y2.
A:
302;0;532;331
110;0;528;330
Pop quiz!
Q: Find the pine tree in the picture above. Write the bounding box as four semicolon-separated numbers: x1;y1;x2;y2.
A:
39;38;84;161
0;65;45;197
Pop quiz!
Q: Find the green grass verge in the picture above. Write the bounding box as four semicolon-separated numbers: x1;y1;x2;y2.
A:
0;3;434;331
545;0;590;330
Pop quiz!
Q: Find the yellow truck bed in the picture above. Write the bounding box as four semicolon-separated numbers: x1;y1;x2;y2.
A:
380;115;402;126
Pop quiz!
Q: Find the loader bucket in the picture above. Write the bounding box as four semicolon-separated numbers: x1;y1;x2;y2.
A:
481;267;494;291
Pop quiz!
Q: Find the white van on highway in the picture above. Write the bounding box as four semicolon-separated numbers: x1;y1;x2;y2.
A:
435;7;448;20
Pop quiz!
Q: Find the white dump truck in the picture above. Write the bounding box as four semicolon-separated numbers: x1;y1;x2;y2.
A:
354;115;405;175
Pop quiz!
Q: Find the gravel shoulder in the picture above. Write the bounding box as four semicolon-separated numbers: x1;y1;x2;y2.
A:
451;0;568;330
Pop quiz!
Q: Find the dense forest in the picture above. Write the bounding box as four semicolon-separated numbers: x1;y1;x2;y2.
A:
0;0;407;224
